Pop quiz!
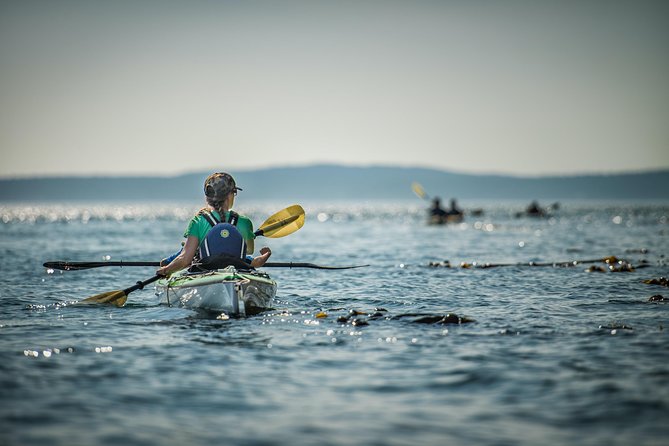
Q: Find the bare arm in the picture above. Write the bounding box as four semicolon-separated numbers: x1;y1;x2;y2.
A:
250;246;272;268
157;236;199;276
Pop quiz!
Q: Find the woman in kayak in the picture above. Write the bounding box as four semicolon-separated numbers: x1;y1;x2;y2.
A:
156;172;272;276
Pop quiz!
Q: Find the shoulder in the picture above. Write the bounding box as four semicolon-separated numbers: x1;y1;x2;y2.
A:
185;212;211;239
236;213;252;227
235;213;252;224
235;213;252;228
188;213;209;227
187;208;211;222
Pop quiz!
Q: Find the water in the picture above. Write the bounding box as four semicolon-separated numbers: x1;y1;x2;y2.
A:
1;200;668;446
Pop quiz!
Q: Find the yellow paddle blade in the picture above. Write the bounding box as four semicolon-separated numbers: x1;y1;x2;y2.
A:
258;204;305;238
412;182;427;199
79;290;127;307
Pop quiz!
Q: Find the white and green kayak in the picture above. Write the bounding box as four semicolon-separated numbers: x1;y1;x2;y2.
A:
154;266;277;316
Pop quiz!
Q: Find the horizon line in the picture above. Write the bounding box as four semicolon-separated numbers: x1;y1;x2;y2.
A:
1;162;668;181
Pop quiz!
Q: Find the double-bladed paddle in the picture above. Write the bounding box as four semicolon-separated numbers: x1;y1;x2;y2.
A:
411;182;430;201
45;260;369;271
78;275;162;307
77;204;306;306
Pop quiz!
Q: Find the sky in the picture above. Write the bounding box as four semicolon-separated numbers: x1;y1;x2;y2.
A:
1;0;668;179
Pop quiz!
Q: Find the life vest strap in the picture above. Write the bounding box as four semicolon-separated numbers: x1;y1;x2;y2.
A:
228;211;239;226
199;209;239;227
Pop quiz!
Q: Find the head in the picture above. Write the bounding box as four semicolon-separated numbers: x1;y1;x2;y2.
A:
203;172;242;210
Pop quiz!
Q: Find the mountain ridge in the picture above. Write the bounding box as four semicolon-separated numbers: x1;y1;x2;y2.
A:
1;164;667;201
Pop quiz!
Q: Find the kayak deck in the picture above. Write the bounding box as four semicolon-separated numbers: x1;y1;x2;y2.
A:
155;266;277;316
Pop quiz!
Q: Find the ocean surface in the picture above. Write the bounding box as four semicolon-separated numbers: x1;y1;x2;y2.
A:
1;199;668;446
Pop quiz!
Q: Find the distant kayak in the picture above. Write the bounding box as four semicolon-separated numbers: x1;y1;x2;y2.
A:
515;201;559;218
428;213;464;225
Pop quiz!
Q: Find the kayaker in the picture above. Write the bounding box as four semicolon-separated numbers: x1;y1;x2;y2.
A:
429;197;448;219
157;172;272;276
525;201;546;217
447;198;463;217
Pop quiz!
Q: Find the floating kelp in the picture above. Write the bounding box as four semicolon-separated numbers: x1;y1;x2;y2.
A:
648;295;666;302
599;323;633;330
585;265;606;273
334;308;386;325
643;277;669;287
426;255;647;272
390;313;475;325
328;308;474;326
428;260;451;268
606;262;636;272
350;318;369;326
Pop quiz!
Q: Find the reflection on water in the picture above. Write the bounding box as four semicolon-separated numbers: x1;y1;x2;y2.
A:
1;200;668;446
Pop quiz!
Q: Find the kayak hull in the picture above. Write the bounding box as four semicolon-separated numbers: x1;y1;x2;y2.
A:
428;214;464;225
155;266;277;316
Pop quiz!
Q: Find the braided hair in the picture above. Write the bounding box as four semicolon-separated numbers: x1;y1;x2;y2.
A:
205;197;229;219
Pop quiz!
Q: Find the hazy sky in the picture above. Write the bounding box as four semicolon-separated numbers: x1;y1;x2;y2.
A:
1;0;668;178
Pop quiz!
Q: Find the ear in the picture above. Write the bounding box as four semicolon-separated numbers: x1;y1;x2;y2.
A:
226;193;235;207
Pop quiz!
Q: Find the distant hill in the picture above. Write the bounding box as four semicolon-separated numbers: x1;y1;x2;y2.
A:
1;165;668;201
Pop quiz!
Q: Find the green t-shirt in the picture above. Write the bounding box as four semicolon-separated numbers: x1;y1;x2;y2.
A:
184;210;255;254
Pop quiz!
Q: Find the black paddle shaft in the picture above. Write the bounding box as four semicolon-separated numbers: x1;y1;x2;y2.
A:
43;261;160;271
263;262;369;270
124;275;162;294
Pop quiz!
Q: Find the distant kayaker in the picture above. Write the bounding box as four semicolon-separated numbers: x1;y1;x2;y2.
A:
447;198;463;217
157;172;272;276
429;197;448;219
428;197;463;224
525;201;545;217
